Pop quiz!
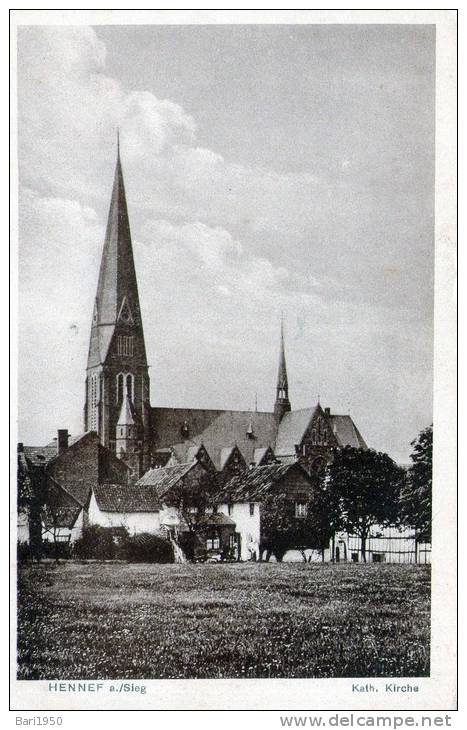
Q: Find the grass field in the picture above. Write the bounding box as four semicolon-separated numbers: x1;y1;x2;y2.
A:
17;562;430;679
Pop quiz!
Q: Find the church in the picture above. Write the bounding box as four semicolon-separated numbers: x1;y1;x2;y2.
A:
24;141;424;564
84;142;367;481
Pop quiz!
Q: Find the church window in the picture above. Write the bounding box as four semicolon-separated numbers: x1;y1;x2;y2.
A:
311;429;317;445
117;336;134;357
117;373;124;403
249;503;255;516
228;504;233;516
126;373;134;400
323;429;328;445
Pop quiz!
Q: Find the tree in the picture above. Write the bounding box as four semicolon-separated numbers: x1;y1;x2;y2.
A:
400;425;432;543
17;456;46;562
260;474;331;562
260;491;298;562
327;447;405;562
301;477;342;561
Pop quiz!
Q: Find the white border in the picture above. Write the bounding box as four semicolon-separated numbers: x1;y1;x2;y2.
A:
8;7;458;714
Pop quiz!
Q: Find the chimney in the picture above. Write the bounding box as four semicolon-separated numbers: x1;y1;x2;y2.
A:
17;442;24;453
324;407;331;417
57;429;69;454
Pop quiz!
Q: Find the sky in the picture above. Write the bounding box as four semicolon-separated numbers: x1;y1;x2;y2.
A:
16;23;435;462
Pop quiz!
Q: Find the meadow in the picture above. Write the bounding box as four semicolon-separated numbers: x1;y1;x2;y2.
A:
17;562;430;679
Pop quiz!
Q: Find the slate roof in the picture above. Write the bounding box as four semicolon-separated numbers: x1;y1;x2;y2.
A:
152;407;278;470
274;407;317;455
136;462;194;499
93;483;162;513
274;407;368;455
213;463;305;504
23;445;57;467
87;147;148;368
329;415;368;449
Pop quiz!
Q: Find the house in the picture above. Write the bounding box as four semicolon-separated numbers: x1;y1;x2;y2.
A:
88;483;162;535
211;462;315;561
18;430;130;547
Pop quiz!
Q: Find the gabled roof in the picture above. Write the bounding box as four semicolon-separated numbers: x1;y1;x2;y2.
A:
136;462;194;499
213;462;308;504
219;446;235;470
42;477;83;529
152;407;277;470
23;445;57;467
93;483;161;513
274;407;317;455
254;446;276;465
329;415;368;449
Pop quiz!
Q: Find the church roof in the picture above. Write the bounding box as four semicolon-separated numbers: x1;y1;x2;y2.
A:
151;407;277;470
213;462;308;504
274;407;318;455
93;483;161;513
329;415;368;449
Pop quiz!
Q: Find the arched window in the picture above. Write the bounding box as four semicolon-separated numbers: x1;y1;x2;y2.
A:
116;373;124;403
126;373;134;400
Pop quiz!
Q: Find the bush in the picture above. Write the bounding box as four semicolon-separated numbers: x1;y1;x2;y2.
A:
73;525;129;560
122;532;174;563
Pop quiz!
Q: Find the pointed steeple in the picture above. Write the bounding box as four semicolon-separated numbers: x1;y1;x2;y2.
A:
274;316;291;421
87;136;147;368
85;136;151;470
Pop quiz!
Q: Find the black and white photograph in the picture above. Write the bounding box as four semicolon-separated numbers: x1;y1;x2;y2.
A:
10;9;457;713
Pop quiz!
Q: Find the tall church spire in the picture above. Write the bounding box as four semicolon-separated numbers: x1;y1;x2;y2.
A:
274;316;291;421
84;137;151;472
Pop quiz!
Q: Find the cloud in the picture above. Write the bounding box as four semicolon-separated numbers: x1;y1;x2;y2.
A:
16;25;434;462
18;188;104;442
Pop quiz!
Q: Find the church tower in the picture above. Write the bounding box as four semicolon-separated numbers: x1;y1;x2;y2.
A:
84;137;151;473
274;318;291;422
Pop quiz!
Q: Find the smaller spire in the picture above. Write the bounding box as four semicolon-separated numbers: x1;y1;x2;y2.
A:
274;315;291;421
117;388;135;426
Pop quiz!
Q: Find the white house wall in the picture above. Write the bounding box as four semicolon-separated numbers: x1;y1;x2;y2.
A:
88;492;161;534
219;502;260;560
